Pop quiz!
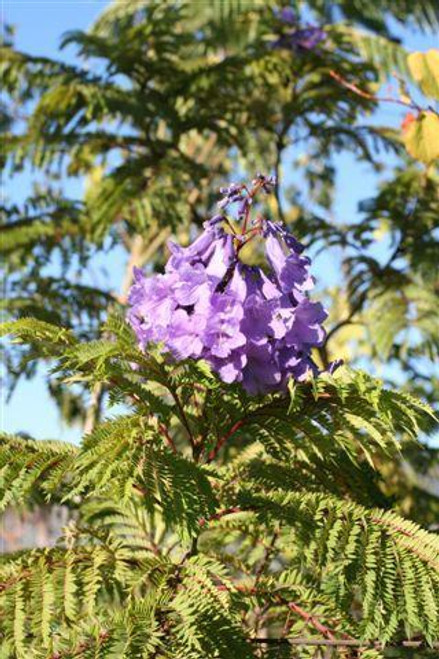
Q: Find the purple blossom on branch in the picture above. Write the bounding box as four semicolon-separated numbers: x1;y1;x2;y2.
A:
271;7;326;52
277;7;296;25
128;175;337;395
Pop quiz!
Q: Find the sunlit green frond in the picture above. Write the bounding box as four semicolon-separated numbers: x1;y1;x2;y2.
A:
0;434;78;510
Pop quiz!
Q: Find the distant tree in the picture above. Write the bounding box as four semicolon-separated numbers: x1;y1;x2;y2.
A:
1;1;438;657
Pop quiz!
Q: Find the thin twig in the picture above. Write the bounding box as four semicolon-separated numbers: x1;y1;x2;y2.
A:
207;419;245;462
328;70;422;112
254;531;278;584
198;506;243;528
169;387;196;455
251;638;439;648
284;602;335;641
158;422;177;454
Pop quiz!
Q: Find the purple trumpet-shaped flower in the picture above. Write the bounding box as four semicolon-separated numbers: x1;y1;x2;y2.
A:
276;7;296;25
128;175;339;394
291;27;326;51
272;27;326;52
271;8;326;53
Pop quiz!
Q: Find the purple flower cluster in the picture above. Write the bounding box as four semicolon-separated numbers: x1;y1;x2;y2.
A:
128;175;332;395
272;7;326;52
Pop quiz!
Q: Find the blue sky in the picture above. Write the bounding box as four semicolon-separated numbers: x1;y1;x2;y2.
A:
2;1;438;443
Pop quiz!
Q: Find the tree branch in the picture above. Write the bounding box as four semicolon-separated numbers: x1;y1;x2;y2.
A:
207;419;245;462
251;638;439;649
169;387;197;457
328;70;422;112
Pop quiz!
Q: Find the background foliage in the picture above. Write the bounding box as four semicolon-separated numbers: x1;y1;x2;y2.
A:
1;1;439;657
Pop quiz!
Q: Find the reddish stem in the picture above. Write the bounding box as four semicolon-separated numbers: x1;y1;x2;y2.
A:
158;422;177;454
286;602;335;641
198;506;242;527
328;69;421;112
207;419;245;462
242;202;251;234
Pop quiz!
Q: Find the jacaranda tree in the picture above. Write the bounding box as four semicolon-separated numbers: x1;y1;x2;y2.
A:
1;1;439;657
